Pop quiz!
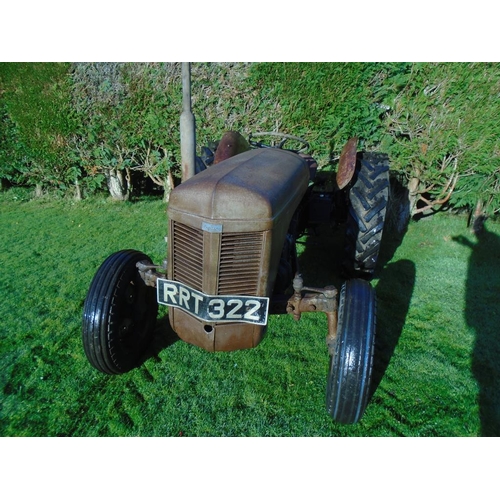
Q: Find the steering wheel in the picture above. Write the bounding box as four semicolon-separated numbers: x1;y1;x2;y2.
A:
249;132;309;153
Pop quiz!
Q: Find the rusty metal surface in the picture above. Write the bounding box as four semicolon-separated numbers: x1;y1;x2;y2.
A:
336;137;358;190
170;307;266;352
286;274;339;354
168;148;309;231
214;131;251;164
136;261;166;288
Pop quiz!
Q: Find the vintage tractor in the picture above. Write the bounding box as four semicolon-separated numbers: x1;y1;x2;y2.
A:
82;64;389;424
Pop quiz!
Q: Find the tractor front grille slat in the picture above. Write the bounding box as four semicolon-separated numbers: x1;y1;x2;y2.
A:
172;222;204;291
218;232;263;296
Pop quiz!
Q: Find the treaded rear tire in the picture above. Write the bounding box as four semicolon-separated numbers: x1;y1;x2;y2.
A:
82;249;158;374
343;152;389;279
326;279;376;424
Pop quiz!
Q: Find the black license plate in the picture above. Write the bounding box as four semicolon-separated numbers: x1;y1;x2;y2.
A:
157;279;269;326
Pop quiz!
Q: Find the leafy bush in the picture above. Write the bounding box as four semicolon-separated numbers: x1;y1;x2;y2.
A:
71;63;183;200
70;62;277;200
1;62;498;215
190;62;277;144
0;102;29;187
0;63;78;196
247;63;395;165
248;63;500;219
378;62;500;217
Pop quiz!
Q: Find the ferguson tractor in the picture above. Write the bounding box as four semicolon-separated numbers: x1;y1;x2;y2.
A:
82;64;389;424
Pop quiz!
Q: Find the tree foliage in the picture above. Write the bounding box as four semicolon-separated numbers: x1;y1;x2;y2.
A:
0;62;78;195
0;62;498;217
69;62;266;200
0;101;29;187
377;62;500;217
247;62;389;165
70;63;183;200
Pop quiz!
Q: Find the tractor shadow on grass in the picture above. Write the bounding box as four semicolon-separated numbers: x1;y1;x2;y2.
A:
297;216;415;402
370;214;416;399
371;258;415;398
370;176;415;398
453;224;500;436
139;313;180;366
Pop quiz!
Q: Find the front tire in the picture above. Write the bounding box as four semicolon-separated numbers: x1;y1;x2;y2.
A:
326;279;376;424
343;152;389;279
82;250;158;374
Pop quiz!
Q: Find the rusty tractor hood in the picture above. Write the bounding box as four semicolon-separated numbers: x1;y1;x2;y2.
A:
168;148;309;232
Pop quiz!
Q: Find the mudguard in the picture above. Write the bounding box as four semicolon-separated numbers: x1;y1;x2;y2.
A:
336;137;358;189
214;131;251;164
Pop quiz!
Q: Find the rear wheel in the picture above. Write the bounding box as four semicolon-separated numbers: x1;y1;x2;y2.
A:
343;152;389;279
82;250;158;374
326;279;376;424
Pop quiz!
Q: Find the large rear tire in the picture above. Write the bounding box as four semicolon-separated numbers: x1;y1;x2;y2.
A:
343;152;389;279
326;279;376;424
82;250;158;375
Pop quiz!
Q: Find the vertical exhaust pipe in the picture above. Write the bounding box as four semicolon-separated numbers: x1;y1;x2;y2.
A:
180;62;196;182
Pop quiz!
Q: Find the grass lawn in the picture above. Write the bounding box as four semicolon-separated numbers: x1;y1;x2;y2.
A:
1;192;499;436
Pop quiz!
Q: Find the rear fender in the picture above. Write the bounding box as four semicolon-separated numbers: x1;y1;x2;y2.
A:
336;137;358;189
214;131;251;164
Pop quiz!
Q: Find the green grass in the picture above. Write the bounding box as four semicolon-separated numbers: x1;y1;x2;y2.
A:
1;192;499;436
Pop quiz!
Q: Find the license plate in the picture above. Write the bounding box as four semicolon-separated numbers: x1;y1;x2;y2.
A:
157;279;269;326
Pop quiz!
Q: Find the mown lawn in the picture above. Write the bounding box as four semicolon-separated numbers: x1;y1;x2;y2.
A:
1;192;499;436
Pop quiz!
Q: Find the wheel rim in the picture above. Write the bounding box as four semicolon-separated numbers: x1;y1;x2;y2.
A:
111;275;154;360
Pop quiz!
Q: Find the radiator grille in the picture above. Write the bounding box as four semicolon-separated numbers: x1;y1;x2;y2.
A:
218;232;263;296
172;222;264;296
172;221;204;291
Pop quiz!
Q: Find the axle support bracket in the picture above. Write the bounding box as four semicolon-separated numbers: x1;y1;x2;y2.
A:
286;274;338;354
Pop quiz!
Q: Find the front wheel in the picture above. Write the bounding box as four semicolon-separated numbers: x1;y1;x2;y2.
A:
82;250;158;375
326;279;376;424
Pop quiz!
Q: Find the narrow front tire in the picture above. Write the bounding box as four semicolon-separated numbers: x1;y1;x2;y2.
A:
326;279;376;424
82;250;158;374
